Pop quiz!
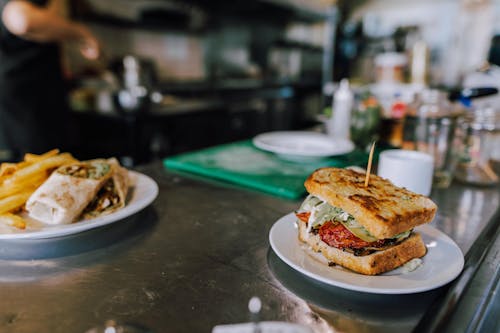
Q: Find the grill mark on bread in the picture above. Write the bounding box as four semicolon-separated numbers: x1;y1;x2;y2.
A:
375;214;388;222
304;167;437;239
348;194;392;214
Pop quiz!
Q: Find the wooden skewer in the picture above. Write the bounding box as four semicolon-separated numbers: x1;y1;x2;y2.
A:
364;141;376;187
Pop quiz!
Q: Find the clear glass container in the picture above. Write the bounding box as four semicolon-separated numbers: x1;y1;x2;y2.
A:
454;106;500;186
403;89;464;188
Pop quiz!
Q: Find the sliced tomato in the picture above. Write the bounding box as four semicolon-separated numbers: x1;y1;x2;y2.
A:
319;221;387;249
295;211;386;249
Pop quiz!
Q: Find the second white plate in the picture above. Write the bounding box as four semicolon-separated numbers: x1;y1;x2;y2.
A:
0;171;159;240
253;131;354;160
269;213;464;294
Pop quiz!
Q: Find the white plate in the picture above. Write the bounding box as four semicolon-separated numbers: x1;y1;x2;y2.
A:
253;131;354;160
0;171;159;240
269;213;464;294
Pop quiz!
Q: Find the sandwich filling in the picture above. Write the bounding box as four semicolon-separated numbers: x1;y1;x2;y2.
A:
58;162;111;179
296;195;411;256
82;179;121;217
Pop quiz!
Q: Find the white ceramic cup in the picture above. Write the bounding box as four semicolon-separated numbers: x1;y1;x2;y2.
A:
377;149;434;196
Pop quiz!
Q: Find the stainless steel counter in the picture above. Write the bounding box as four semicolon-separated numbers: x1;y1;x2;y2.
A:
0;162;498;333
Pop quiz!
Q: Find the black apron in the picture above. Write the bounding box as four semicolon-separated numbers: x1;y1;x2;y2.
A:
0;0;67;158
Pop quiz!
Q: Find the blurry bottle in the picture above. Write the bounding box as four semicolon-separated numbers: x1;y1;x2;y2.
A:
379;94;407;147
410;40;429;86
328;79;354;140
116;55;150;113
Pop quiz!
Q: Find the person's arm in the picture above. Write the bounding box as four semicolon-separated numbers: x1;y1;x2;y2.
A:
1;0;99;59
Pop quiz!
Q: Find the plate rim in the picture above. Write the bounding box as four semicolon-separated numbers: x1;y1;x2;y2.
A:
0;171;159;240
269;213;464;294
253;131;355;157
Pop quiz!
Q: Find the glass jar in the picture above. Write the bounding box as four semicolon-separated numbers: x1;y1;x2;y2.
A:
454;106;500;186
403;89;464;188
350;94;381;150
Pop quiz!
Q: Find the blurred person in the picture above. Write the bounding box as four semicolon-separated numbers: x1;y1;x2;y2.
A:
0;0;99;159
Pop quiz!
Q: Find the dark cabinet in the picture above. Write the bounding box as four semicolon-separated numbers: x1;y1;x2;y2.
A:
69;102;277;165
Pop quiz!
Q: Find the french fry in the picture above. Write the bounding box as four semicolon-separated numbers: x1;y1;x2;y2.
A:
0;190;33;215
0;149;60;179
0;162;31;179
0;150;79;228
3;153;77;186
24;149;59;163
0;213;26;229
0;171;48;199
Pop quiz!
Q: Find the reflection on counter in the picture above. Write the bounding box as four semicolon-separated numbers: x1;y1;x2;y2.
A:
428;183;499;253
267;248;442;333
0;208;157;261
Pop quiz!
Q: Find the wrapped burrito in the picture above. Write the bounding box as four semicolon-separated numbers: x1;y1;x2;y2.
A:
82;158;130;219
26;160;114;225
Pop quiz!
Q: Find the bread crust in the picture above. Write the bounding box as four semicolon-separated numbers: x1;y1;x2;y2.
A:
298;221;426;275
304;167;437;239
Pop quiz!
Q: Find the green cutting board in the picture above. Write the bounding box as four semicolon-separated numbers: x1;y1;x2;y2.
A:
163;140;368;199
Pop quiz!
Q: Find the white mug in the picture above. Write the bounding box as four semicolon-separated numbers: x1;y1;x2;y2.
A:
377;149;434;196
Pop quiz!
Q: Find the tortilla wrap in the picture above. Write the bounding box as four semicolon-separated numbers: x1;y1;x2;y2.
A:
82;158;130;219
26;161;113;225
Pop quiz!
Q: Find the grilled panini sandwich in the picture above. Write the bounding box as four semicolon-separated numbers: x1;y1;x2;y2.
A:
296;167;437;275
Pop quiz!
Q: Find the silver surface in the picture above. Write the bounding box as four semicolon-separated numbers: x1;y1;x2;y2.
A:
0;162;498;333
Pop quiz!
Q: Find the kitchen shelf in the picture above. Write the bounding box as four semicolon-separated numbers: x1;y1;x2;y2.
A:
70;0;207;32
191;0;330;24
72;12;199;33
71;0;331;32
273;39;324;51
260;0;331;21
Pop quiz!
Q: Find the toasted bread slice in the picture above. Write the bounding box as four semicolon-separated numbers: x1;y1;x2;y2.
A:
298;221;426;275
304;167;437;239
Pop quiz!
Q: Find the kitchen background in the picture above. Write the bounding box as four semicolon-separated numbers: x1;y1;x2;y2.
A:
63;0;500;166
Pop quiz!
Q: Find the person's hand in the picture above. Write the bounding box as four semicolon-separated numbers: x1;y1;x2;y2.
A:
80;35;99;60
77;24;100;60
